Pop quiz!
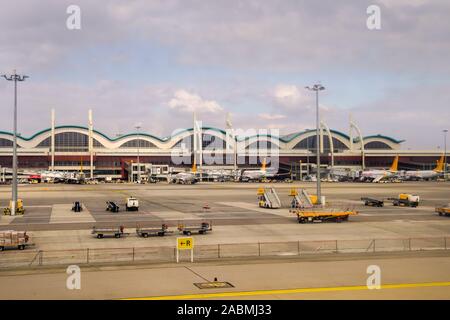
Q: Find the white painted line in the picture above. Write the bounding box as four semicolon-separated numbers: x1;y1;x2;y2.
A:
24;205;53;208
359;213;431;216
50;204;96;224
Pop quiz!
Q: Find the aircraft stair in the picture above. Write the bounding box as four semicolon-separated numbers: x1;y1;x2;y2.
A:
290;188;314;209
258;187;282;209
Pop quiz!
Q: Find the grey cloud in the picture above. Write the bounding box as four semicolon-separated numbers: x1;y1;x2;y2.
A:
1;1;450;73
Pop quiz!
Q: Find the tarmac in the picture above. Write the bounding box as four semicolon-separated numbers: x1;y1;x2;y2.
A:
0;181;449;250
0;181;449;299
0;251;449;299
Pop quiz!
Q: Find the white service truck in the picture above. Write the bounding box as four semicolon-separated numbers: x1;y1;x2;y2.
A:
125;197;139;211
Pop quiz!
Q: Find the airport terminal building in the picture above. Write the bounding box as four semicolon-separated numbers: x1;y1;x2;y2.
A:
0;122;446;181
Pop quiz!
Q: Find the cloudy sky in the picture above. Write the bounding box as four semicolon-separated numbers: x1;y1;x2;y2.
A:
0;0;449;148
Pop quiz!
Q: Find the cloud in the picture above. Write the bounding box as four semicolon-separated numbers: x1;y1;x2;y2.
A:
0;1;449;148
2;1;450;74
0;80;175;137
258;113;286;120
272;85;306;108
168;90;223;114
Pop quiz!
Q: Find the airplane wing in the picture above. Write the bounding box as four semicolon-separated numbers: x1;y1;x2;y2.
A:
372;175;384;183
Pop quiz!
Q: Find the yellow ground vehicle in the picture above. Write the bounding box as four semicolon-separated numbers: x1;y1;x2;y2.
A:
3;199;25;215
294;209;357;223
435;204;450;217
389;194;420;207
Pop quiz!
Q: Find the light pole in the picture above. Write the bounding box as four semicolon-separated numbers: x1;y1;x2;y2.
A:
444;129;448;180
135;125;141;183
306;129;310;176
306;84;325;205
2;71;28;216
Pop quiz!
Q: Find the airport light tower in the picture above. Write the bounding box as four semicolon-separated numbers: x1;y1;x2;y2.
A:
305;84;325;205
444;129;448;180
2;71;28;216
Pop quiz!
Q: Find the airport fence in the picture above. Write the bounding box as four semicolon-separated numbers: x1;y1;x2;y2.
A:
0;237;449;269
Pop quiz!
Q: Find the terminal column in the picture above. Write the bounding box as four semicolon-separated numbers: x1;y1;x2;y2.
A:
88;109;94;179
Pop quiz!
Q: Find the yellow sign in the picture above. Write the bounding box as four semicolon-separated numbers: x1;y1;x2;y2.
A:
177;237;194;250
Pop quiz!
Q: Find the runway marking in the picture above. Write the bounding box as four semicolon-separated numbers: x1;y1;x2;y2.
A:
123;281;450;300
50;204;96;223
358;213;430;216
0;215;17;225
24;205;53;208
218;202;293;218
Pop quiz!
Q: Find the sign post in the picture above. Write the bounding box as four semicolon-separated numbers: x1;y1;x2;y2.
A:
176;237;194;263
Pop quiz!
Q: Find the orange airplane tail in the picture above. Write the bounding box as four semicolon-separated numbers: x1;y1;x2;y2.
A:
389;155;399;172
192;158;197;173
433;155;444;172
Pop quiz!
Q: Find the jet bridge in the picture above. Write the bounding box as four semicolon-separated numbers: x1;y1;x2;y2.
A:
257;187;282;209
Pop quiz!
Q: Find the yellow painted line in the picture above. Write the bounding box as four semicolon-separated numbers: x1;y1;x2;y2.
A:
123;281;450;300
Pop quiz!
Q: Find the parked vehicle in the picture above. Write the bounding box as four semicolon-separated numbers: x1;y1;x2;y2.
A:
106;201;120;213
125;197;139;211
435;204;450;217
136;224;172;237
0;230;32;251
91;226;128;238
72;201;82;212
361;197;384;207
294;210;358;223
3;199;25;215
178;222;212;235
389;194;420;207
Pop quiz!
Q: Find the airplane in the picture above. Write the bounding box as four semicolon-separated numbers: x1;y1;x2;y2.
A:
403;155;445;181
360;155;399;183
39;170;85;184
239;158;290;182
38;170;69;183
65;171;85;184
239;158;270;182
204;169;236;182
329;167;358;182
168;160;199;184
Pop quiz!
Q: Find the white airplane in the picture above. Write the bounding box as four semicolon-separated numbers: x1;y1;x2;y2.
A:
360;155;399;183
403;155;445;180
205;169;235;182
39;170;67;182
329;167;357;181
39;170;85;183
240;159;280;182
169;160;199;184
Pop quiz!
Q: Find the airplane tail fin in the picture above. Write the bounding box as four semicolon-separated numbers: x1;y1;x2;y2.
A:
389;155;399;172
192;158;197;173
261;158;266;172
433;155;444;172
